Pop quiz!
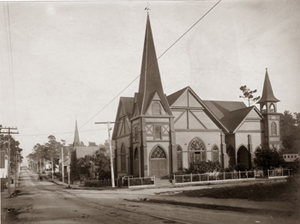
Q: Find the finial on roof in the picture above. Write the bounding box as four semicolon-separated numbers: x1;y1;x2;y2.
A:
266;68;268;72
145;3;150;13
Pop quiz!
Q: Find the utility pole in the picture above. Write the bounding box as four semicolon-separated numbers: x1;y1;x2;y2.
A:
61;140;65;184
0;127;18;197
67;147;71;188
95;122;117;188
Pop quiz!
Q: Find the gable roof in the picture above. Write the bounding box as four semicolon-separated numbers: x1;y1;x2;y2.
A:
112;97;134;140
203;100;262;133
257;69;279;104
138;14;171;115
75;146;99;159
167;87;189;106
167;86;229;132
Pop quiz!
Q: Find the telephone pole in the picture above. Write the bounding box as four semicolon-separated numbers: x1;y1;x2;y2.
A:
95;122;117;188
0;126;18;197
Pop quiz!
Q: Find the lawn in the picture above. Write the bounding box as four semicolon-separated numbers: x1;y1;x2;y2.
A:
178;175;300;205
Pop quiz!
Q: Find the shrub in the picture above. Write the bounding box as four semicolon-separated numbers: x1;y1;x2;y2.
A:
188;161;222;174
254;146;285;170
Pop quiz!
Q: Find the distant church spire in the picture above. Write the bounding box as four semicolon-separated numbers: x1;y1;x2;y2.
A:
73;120;80;147
257;68;279;104
138;14;171;115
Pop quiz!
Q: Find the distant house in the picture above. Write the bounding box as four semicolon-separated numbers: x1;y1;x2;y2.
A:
283;148;300;162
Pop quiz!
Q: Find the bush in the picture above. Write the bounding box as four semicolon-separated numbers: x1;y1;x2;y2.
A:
188;161;222;174
254;146;285;170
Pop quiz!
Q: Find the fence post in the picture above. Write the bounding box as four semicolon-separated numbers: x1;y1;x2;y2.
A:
239;171;241;179
288;169;290;176
173;174;175;184
190;173;192;183
182;175;184;183
223;171;225;180
246;170;248;179
128;178;130;187
199;174;200;182
207;174;209;181
282;168;283;177
267;170;269;178
231;172;233;180
141;177;143;186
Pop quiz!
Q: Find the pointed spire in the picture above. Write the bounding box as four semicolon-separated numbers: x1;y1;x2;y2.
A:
138;14;171;115
73;120;80;147
257;68;279;104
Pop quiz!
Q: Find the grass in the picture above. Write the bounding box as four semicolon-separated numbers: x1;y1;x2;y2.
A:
178;175;300;205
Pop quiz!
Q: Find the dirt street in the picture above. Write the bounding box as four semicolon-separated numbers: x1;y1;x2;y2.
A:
1;169;298;224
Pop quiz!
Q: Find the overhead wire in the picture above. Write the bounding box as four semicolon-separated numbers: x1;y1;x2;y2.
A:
63;0;223;142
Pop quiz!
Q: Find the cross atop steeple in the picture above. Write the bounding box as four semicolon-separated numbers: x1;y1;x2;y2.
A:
144;3;150;13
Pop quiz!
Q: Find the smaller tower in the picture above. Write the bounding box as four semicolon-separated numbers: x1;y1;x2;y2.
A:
257;69;281;149
73;120;80;147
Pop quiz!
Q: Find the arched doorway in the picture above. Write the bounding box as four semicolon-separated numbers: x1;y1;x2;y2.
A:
150;146;167;178
227;146;235;168
237;146;250;169
133;148;139;176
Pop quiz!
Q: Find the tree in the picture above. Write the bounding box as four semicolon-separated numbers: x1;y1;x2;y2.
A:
281;111;300;150
254;146;285;170
0;135;23;172
239;85;260;106
45;135;60;177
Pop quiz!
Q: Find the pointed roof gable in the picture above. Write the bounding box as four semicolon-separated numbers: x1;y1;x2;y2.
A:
112;97;134;140
257;69;279;103
167;86;229;132
138;14;171;115
73;120;80;147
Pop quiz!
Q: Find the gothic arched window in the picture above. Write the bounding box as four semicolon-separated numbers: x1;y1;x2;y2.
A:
177;145;183;170
151;146;166;159
189;138;206;163
121;144;126;171
134;148;139;160
271;122;277;136
269;104;275;112
212;145;219;162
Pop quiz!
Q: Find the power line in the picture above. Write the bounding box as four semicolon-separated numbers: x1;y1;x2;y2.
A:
64;0;222;141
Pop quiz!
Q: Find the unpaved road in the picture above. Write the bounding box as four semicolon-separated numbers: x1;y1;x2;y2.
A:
1;169;298;224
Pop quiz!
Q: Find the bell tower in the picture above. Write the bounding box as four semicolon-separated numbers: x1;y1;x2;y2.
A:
257;69;281;149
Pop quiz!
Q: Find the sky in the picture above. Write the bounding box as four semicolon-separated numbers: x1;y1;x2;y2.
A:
1;0;300;164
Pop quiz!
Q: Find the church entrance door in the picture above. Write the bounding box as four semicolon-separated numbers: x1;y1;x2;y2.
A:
237;146;251;169
150;146;167;178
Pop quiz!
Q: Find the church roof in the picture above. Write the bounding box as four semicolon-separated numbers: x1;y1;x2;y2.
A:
138;14;171;115
203;100;259;132
257;69;279;103
120;97;134;118
167;87;189;106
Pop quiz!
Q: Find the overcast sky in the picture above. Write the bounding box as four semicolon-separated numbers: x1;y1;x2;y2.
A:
1;0;299;163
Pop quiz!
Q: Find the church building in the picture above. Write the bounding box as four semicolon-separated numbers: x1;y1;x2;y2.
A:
112;14;281;178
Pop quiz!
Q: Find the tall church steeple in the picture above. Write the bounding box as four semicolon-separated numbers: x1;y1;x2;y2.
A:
138;14;171;115
73;120;80;147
